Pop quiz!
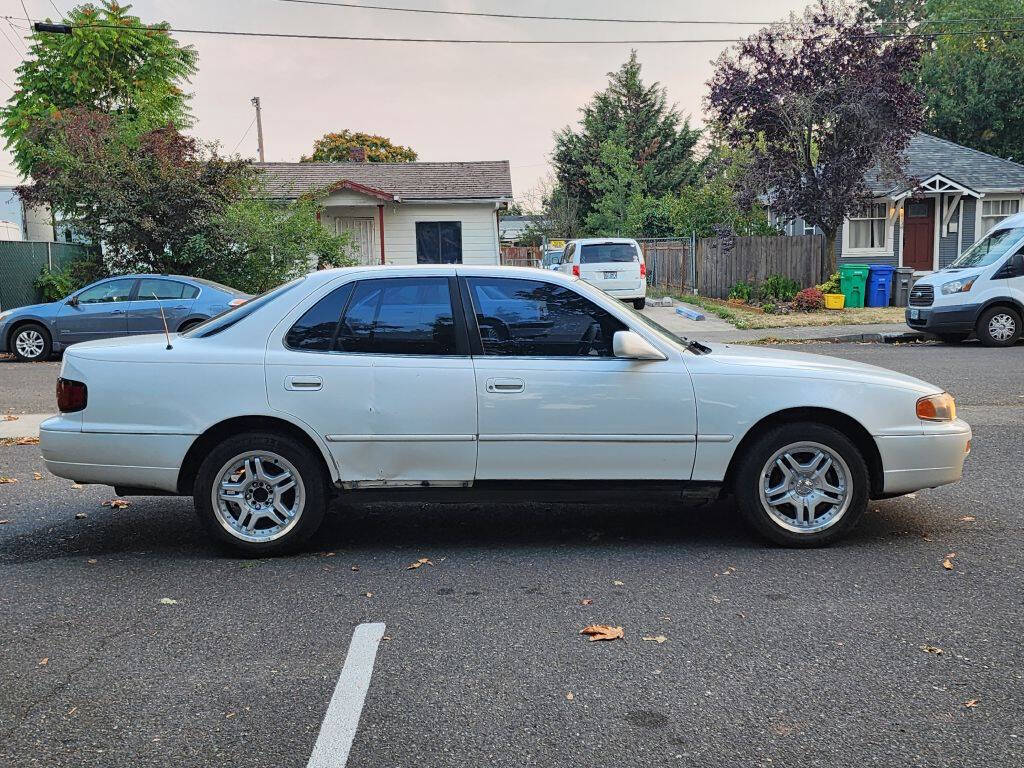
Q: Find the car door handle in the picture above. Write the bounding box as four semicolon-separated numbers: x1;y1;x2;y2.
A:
110;308;125;314
284;375;323;391
485;377;525;393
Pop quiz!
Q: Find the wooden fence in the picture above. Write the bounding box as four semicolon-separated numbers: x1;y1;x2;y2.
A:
499;246;542;268
696;235;825;299
638;239;693;293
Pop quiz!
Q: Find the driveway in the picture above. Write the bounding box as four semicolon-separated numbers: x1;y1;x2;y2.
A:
1;342;1021;766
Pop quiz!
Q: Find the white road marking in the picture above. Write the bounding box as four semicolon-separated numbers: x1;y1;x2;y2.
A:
307;622;386;768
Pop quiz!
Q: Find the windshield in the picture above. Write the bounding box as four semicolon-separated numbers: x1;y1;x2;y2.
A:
183;278;305;338
949;226;1024;268
580;243;638;264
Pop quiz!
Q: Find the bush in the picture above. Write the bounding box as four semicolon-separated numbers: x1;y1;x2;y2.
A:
817;272;841;294
793;287;825;311
760;274;800;303
761;301;776;314
728;281;753;302
34;265;74;302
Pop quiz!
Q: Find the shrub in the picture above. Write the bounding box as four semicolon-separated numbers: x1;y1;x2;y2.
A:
761;301;776;314
793;287;825;311
817;272;841;294
728;281;753;302
34;265;73;302
760;274;801;303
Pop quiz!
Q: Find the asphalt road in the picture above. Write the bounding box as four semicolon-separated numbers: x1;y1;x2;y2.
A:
1;342;1022;767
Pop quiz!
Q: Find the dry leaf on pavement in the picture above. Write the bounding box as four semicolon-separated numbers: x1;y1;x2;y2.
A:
960;516;976;522
70;483;83;489
0;519;9;524
405;557;434;570
964;699;980;708
580;624;624;642
74;513;86;519
612;580;624;586
942;552;956;570
101;499;130;509
38;657;48;666
920;644;943;655
16;436;39;445
642;635;668;644
2;414;18;421
33;472;42;480
565;692;574;701
579;598;593;606
159;597;178;605
0;476;18;484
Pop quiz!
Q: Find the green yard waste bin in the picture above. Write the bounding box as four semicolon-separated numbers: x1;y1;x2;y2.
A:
839;263;870;309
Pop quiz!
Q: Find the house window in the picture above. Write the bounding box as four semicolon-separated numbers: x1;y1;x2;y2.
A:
980;199;1020;237
849;203;887;249
415;221;463;264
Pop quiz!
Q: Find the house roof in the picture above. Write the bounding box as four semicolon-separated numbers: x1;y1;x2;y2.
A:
253;160;513;201
867;133;1024;194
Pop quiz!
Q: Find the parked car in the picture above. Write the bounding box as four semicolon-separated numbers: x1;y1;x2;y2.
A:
541;248;564;270
906;211;1024;346
0;275;250;362
40;265;971;555
555;237;647;308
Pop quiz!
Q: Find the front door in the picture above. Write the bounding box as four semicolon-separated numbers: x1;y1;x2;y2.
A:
337;217;375;265
266;274;477;486
903;198;935;271
55;277;136;346
462;275;697;480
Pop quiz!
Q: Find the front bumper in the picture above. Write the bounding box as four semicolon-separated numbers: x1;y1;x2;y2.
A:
906;303;979;334
875;420;972;495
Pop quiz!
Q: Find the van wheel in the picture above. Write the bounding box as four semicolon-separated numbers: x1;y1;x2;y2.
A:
11;323;51;362
194;431;328;556
733;422;868;547
976;306;1021;347
633;297;646;310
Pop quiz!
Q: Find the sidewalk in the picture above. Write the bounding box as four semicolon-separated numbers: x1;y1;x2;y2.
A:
0;414;49;439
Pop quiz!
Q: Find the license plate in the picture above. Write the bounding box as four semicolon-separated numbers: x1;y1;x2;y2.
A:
909;309;920;319
603;271;617;279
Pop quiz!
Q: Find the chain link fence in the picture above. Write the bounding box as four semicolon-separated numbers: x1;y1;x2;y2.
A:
0;241;90;311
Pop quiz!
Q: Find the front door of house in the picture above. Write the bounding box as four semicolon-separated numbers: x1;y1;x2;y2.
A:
337;217;375;265
903;198;934;271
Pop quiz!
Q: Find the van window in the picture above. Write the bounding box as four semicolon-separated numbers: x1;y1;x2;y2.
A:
579;243;638;264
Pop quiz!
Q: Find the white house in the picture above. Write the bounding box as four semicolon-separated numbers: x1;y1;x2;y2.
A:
254;159;513;266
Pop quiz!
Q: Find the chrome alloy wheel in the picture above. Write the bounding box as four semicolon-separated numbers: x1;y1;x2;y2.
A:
988;313;1017;342
14;329;45;359
758;441;852;534
212;451;305;543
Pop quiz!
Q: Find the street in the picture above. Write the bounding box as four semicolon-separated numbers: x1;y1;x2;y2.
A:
1;342;1022;767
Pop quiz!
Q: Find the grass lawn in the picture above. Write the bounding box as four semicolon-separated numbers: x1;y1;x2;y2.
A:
667;293;906;330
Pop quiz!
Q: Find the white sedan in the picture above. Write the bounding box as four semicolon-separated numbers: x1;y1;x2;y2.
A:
40;266;971;555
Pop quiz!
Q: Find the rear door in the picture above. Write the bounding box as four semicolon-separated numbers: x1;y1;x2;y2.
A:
577;241;642;293
55;278;136;345
128;278;199;335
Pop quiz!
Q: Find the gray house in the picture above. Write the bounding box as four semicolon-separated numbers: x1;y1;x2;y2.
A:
772;133;1024;273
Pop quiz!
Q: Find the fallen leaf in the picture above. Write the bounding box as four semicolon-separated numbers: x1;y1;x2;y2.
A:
580;598;593;606
350;565;359;571
964;699;980;708
381;635;391;641
225;712;236;719
920;644;944;655
101;499;130;509
321;551;335;557
74;513;86;520
642;635;668;644
66;707;77;716
38;657;48;666
580;624;624;642
907;493;917;499
0;476;18;484
565;692;574;701
87;559;97;564
364;592;373;598
71;483;83;489
960;516;975;522
405;557;434;570
159;597;178;605
15;436;39;445
942;558;954;570
2;414;18;421
33;472;42;481
612;580;624;586
0;519;9;524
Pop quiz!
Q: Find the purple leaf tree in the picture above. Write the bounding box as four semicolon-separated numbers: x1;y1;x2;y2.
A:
706;1;923;273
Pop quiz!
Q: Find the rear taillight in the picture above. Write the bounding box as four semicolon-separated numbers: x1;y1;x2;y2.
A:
640;262;646;277
56;378;87;413
228;298;248;307
572;264;580;277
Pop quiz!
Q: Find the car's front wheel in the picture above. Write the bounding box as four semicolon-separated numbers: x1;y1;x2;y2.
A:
733;422;868;547
975;306;1021;347
10;323;52;362
194;431;328;555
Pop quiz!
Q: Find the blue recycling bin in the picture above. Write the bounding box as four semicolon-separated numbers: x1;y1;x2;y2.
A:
866;264;896;307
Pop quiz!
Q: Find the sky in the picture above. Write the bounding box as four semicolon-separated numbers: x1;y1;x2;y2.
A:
0;0;810;204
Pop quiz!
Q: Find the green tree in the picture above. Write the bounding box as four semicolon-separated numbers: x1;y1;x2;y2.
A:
553;51;701;230
584;135;647;236
302;130;417;162
1;1;197;177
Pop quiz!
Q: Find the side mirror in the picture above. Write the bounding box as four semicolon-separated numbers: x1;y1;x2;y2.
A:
67;295;79;307
613;330;666;361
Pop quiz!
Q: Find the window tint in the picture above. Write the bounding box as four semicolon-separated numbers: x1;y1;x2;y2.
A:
416;222;463;264
579;243;638;264
137;278;199;300
467;277;626;357
76;279;135;304
337;277;457;355
285;283;355;351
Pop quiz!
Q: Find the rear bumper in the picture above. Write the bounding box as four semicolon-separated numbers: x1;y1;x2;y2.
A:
906;303;979;334
875;421;972;495
604;285;646;300
40;420;192;493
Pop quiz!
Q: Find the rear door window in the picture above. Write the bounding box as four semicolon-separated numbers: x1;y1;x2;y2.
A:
337;277;458;355
579;243;638;264
137;278;198;300
285;283;355;351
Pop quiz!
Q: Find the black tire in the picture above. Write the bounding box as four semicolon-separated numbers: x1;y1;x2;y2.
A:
177;319;204;333
936;333;969;345
193;430;328;556
10;322;52;362
975;306;1021;347
633;297;646;310
733;422;869;547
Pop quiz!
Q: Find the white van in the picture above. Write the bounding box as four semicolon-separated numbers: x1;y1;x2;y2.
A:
906;211;1024;346
557;238;647;309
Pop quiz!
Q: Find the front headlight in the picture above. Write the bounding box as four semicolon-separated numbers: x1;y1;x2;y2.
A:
940;277;976;295
917;392;956;422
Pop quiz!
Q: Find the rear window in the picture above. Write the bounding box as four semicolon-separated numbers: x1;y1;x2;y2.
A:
184;278;305;338
579;243;638;264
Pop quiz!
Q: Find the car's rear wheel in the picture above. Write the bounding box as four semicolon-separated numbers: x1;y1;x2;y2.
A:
975;306;1021;347
936;333;969;345
177;319;203;333
733;422;868;547
194;431;328;555
11;323;51;362
633;297;646;310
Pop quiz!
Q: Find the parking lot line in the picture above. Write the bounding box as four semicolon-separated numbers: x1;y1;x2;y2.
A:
306;622;386;768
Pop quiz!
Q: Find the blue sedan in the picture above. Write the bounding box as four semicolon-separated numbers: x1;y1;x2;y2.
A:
0;274;250;362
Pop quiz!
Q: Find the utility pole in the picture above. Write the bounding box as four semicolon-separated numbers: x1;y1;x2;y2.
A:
250;96;265;162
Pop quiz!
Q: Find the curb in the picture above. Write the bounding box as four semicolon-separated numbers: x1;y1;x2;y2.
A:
736;331;929;346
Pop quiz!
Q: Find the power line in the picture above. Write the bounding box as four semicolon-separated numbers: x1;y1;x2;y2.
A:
0;20;25;55
231;115;257;154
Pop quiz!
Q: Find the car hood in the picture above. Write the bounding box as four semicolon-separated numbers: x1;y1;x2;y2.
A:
700;342;941;395
0;300;60;318
913;265;986;286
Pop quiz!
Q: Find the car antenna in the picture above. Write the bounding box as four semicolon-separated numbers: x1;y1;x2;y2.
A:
153;293;173;350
